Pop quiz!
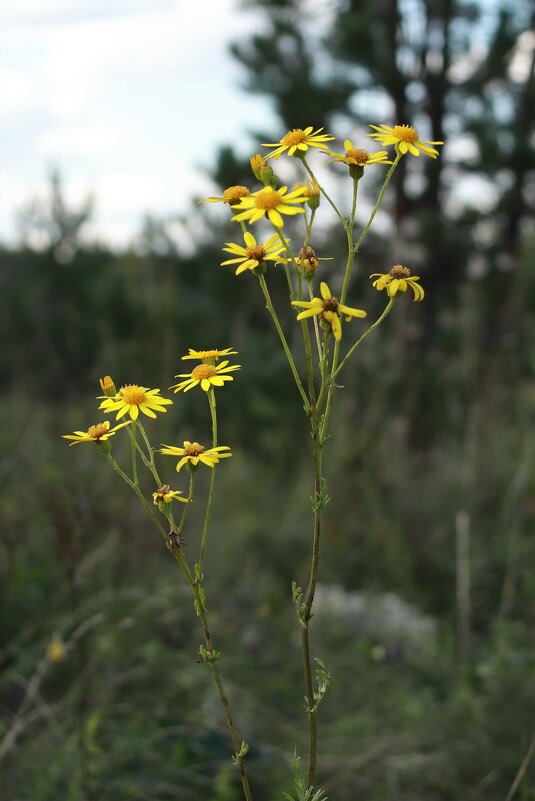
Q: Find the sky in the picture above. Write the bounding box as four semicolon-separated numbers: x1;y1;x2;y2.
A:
0;0;275;247
1;0;532;249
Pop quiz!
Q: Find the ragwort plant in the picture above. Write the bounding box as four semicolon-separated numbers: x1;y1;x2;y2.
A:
62;122;443;800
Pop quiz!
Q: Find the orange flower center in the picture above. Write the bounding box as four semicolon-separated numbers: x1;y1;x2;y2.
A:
390;264;411;278
322;297;339;314
120;385;147;405
246;245;266;262
282;128;307;147
184;442;205;457
191;364;217;381
87;423;109;440
154;484;170;499
393;125;419;143
222;185;249;204
254;188;283;210
345;147;370;164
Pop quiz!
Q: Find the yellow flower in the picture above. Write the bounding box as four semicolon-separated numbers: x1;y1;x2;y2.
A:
200;185;250;205
370;265;424;301
326;140;391;168
62;419;131;445
99;385;173;421
171;360;240;393
181;348;237;363
262;126;334;160
291;281;367;341
47;638;66;663
231;185;307;228
368;124;443;158
221;231;286;275
152;484;188;505
160;441;232;472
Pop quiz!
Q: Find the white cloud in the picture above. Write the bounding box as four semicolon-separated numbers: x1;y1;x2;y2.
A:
0;0;274;246
36;117;128;157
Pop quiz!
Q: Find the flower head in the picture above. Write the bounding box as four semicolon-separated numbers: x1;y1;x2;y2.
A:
47;638;66;663
62;419;131;445
370;265;424;301
292;281;367;341
297;245;319;274
200;185;250;205
221;231;285;275
99;385;173;421
231;185;307;228
326;140;391;173
160;441;232;472
263;127;334;160
152;484;188;505
171;360;240;393
368;124;443;159
181;348;237;363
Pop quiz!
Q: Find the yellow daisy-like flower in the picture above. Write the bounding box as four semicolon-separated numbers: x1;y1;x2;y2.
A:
262;126;334;160
326;140;391;168
171;360;240;393
221;231;286;275
62;419;131;445
160;441;232;472
99;385;173;421
181;348;237;363
231;185;307;228
370;265;425;301
200;185;250;205
152;484;188;505
292;281;367;341
368;124;443;159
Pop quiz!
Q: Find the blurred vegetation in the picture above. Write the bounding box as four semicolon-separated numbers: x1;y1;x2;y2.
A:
1;0;534;799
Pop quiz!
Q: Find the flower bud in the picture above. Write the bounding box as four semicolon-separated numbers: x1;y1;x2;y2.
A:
99;375;116;397
304;178;320;210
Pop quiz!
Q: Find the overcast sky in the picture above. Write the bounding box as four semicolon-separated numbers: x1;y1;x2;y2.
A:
0;0;275;247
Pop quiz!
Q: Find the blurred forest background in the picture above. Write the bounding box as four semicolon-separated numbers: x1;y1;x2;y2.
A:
1;0;535;799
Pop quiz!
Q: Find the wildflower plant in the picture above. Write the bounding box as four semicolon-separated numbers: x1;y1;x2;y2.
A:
63;120;443;799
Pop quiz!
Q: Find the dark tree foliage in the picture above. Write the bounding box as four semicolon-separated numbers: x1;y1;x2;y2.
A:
222;0;535;442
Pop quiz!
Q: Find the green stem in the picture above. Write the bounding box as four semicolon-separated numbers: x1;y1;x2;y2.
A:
257;274;309;410
106;452;253;801
334;298;395;379
301;410;324;787
137;421;164;485
303;208;316;249
352;153;401;255
176;544;254;801
106;453;167;538
276;227;316;403
301;157;348;231
199;391;217;569
276;226;297;301
130;420;138;485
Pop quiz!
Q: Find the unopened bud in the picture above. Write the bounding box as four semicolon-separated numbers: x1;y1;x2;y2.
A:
99;375;116;397
305;178;320;210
